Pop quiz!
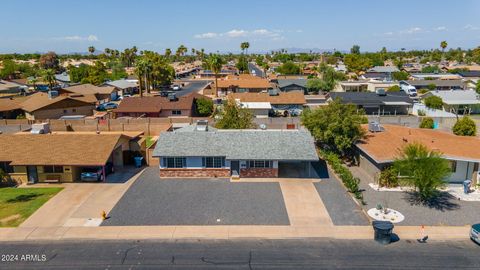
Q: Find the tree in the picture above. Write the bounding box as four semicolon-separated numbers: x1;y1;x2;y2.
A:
88;46;96;55
276;61;301;75
165;48;172;58
195;98;214;116
427;83;436;90
394;142;451;200
240;42;250;55
452;117;476;136
301;98;367;156
344;54;372;73
424;95;443;109
388;85;401;92
392;71;409;81
41;69;56;91
215;97;254;129
477;81;480;94
39;52;59;70
203;54;225;97
419;117;434;129
440;41;448;56
318;63;345;91
350;45;360;54
236;55;249;73
306;79;328;93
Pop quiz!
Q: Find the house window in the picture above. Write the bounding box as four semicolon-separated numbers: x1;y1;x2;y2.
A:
248;160;272;168
72;109;77;113
451;161;457;173
172;110;182;115
163;157;186;168
0;162;13;173
63;109;67;113
202;157;225;168
43;165;63;173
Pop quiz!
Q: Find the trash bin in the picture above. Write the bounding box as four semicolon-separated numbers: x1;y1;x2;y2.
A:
372;221;394;245
134;156;144;168
464;180;472;194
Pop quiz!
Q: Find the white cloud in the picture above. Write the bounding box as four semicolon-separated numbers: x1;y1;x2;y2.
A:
384;31;394;36
193;29;284;40
464;24;479;30
434;26;447;31
225;29;248;38
194;32;218;39
402;27;422;34
56;35;99;42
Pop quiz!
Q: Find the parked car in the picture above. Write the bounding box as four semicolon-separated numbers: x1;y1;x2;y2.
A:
470;223;480;244
96;102;118;111
80;163;113;182
172;84;181;91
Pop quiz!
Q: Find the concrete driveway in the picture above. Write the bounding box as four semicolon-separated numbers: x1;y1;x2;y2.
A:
102;168;290;226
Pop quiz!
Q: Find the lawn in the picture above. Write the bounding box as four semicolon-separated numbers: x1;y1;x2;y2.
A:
0;187;63;227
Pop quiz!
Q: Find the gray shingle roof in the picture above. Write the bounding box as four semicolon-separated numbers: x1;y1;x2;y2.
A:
106;79;138;89
153;128;319;161
328;91;413;106
277;79;307;89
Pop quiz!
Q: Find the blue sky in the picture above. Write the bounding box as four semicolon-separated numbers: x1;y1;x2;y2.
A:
1;0;480;54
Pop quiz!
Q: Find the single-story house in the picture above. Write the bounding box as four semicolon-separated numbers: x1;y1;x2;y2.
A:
458;71;480;80
422;89;480;115
239;102;272;118
0;131;144;184
360;72;392;81
104;79;139;96
276;79;307;93
356;124;480;183
0;98;24;119
229;91;306;115
0;80;27;98
153;124;319;178
367;66;400;73
204;75;273;96
410;73;462;80
61;84;119;102
113;92;208;118
327;91;413;115
20;91;97;120
401;79;466;91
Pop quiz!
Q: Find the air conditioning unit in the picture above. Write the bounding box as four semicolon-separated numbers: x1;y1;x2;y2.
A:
368;121;383;132
195;120;209;131
376;88;386;96
31;123;50;134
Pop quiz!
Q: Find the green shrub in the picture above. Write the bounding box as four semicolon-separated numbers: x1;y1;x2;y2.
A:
387;85;401;92
453;116;477;136
195;98;214;116
419;117;434;129
417;110;426;116
424;95;443;109
378;167;399;188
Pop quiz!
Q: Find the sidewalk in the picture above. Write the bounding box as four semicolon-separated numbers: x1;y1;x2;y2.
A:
0;225;470;241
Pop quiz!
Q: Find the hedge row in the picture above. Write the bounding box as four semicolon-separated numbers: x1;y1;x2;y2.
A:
321;151;365;203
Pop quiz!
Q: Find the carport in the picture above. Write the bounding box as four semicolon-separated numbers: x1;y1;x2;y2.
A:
278;160;322;178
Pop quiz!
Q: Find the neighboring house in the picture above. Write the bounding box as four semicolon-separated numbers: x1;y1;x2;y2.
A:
0;80;27;98
360;72;391;81
229;91;306;116
356;124;480;183
104;79;139;96
153;123;319;178
367;66;400;73
410;73;462;80
334;80;398;92
205;75;272;96
327;91;413;115
61;84;119;102
20;91;97;120
304;94;328;109
422;89;480;115
239;102;272;118
0;131;144;184
401;79;466;91
54;72;71;84
0;98;24;119
458;71;480;80
277;79;307;92
113;92;207;118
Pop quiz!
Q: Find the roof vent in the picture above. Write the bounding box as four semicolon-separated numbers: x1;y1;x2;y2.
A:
167;93;177;101
48;90;59;99
31;123;50;134
368;121;383;133
195;120;209;131
268;89;279;96
376;88;386;96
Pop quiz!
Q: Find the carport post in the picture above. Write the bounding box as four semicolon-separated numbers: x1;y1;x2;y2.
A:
102;165;106;182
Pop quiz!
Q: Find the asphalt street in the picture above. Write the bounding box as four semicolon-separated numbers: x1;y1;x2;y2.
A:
174;80;210;97
1;239;479;269
248;63;264;78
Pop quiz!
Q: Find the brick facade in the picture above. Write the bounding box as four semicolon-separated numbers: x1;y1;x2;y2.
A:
160;168;230;178
240;168;278;178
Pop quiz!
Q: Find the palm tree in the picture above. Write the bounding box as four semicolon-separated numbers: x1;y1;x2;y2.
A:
165;48;172;58
88;46;95;55
27;76;38;91
135;58;149;97
204;54;225;97
42;69;56;91
440;41;448;62
240;42;250;54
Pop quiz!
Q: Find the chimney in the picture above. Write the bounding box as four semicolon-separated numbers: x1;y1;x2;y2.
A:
195;120;209;131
